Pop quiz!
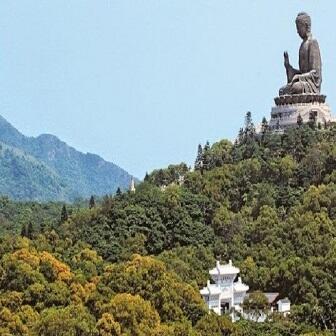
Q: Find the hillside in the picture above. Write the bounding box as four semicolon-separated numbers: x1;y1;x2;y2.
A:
0;116;335;335
0;142;71;201
59;117;336;332
0;115;134;201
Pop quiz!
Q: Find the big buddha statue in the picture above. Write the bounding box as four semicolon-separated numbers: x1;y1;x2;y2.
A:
279;12;322;96
269;12;333;132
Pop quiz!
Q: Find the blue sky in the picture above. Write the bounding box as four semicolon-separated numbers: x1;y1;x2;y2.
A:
0;1;335;178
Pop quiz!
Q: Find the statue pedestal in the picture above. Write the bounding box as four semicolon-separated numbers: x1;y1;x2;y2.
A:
269;94;334;132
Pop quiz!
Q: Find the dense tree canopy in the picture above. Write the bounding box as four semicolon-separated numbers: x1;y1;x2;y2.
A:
1;115;336;334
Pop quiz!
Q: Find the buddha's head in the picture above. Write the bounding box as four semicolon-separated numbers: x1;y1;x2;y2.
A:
296;12;311;39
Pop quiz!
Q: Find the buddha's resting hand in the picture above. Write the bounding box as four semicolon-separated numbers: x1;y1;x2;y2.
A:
292;70;317;83
292;74;300;83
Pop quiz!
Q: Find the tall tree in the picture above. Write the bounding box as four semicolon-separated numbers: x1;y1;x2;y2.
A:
116;187;122;196
237;128;244;144
245;111;256;137
308;111;317;129
60;204;68;223
194;144;203;171
20;223;27;237
260;117;269;144
297;113;303;126
27;222;34;239
89;196;95;209
202;141;211;170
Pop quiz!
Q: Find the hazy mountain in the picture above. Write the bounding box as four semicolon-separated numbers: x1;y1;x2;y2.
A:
0;115;134;201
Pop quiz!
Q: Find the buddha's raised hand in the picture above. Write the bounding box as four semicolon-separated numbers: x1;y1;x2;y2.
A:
284;51;290;68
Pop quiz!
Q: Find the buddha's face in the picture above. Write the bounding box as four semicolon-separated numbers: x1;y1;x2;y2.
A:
296;21;308;39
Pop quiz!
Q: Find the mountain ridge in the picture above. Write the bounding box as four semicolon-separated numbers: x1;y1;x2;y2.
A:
0;115;135;201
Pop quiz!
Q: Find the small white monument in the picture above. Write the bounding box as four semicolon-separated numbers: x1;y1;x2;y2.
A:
130;177;136;193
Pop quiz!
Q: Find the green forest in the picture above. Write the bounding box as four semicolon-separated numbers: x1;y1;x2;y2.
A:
0;114;336;335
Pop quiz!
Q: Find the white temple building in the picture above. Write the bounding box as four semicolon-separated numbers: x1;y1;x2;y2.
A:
200;260;290;322
200;260;249;318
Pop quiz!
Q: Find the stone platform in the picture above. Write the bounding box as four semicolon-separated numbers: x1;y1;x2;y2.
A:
269;94;334;132
274;94;326;106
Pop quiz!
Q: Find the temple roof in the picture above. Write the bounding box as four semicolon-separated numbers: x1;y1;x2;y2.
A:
244;292;279;304
233;277;249;292
200;281;222;296
263;293;280;304
209;260;240;276
277;297;290;304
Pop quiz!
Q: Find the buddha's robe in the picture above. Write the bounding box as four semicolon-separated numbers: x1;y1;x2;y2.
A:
279;34;322;96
